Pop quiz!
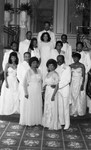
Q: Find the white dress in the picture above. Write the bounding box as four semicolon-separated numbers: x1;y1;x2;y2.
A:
19;69;42;126
42;71;60;130
39;42;53;85
0;67;19;115
70;68;86;116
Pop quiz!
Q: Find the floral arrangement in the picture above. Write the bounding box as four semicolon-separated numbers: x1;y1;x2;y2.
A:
19;3;32;15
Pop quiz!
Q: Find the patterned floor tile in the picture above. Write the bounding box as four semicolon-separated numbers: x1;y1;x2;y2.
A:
43;140;63;148
85;140;91;149
0;146;17;150
7;124;25;131
23;131;42;139
83;133;91;140
20;139;41;148
63;133;83;141
25;125;43;132
43;131;62;140
19;148;40;150
63;126;80;134
64;141;86;149
0;123;8;131
2;131;22;139
42;148;63;150
44;127;61;132
0;138;19;147
80;127;91;134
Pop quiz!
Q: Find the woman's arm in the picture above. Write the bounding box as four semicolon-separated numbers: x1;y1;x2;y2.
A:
4;63;9;88
51;72;59;101
81;64;85;91
51;84;59;101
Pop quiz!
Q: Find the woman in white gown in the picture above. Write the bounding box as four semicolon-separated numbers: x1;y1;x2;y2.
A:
70;52;86;116
19;57;42;126
42;59;61;130
38;32;53;85
0;52;19;115
28;37;40;60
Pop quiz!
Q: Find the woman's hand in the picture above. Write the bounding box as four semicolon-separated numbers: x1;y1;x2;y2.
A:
25;94;28;99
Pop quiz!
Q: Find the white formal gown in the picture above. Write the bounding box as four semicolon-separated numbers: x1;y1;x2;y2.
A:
42;71;60;130
39;42;53;84
0;67;19;115
19;69;42;126
70;68;86;116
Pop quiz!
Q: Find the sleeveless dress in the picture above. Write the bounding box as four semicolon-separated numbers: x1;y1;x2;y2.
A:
0;67;19;115
70;68;86;116
19;69;42;126
42;71;61;130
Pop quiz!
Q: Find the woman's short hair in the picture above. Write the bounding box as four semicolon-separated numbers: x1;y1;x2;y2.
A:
72;52;81;60
46;59;57;69
55;40;63;48
29;57;39;66
8;52;19;65
76;41;84;48
40;32;51;42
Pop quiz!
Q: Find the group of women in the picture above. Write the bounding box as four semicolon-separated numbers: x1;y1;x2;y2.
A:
0;30;90;131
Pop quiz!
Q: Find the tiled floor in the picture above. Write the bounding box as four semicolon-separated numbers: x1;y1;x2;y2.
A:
0;116;91;150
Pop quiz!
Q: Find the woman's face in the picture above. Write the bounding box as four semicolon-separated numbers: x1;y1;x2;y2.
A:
31;61;38;68
48;63;55;72
24;53;30;63
73;56;79;63
56;43;62;50
33;40;37;47
11;56;16;63
76;44;83;52
43;34;48;42
11;43;18;51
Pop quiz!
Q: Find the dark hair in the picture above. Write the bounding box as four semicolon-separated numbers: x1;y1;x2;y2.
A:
46;59;57;69
57;55;65;62
26;31;32;36
10;41;18;46
8;52;19;65
55;41;63;48
29;57;39;66
10;41;19;52
61;34;67;39
76;41;84;48
29;37;37;50
72;52;81;60
41;32;51;42
44;21;50;26
24;52;31;56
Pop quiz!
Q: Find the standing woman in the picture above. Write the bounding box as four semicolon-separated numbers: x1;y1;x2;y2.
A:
28;37;40;60
38;32;53;85
0;52;19;115
42;59;60;130
70;52;86;116
19;57;42;126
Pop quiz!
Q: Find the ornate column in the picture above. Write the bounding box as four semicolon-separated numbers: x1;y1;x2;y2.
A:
19;11;28;41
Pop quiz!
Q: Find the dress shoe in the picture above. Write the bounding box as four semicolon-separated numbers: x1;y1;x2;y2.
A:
64;126;69;130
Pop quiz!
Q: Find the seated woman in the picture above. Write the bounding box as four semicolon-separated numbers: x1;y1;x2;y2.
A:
70;52;86;116
0;52;19;115
42;59;61;130
19;57;42;126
